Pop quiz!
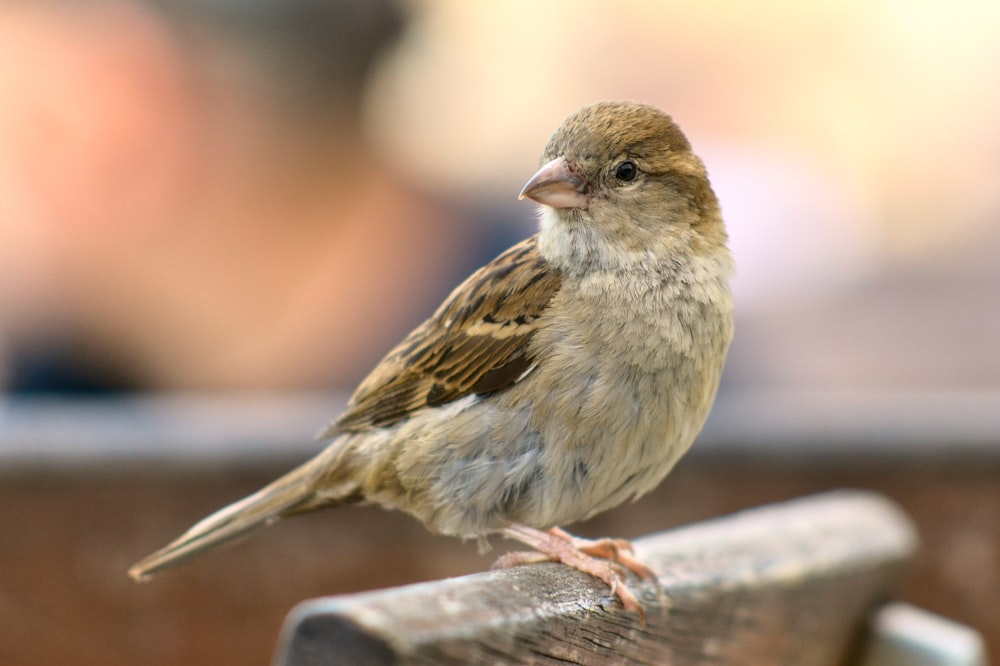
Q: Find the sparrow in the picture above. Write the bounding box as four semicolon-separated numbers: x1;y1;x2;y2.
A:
128;101;735;619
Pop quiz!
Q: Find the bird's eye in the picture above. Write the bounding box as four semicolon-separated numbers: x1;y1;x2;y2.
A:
613;160;638;182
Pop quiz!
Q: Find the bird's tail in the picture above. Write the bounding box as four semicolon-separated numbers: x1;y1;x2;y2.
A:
128;452;357;582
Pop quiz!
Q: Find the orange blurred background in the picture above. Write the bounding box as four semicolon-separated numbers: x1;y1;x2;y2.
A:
2;0;998;394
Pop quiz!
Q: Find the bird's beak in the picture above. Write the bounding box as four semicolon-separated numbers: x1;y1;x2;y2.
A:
518;157;589;209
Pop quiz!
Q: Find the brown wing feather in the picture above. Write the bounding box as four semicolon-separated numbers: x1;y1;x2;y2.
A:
324;235;562;436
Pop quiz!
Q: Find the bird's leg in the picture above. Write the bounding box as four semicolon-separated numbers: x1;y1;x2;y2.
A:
493;523;655;621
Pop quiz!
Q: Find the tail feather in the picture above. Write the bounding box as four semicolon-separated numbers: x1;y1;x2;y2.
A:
128;459;352;581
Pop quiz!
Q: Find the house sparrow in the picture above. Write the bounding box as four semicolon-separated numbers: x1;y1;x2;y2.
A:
128;101;735;619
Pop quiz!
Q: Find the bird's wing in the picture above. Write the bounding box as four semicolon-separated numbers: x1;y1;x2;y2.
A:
324;235;562;436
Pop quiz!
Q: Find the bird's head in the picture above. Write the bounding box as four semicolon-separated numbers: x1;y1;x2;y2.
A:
520;101;726;273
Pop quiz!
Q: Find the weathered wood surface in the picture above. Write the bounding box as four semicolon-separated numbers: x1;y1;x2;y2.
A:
273;490;921;665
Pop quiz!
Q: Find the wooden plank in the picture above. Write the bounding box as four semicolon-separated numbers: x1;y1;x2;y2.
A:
273;490;917;665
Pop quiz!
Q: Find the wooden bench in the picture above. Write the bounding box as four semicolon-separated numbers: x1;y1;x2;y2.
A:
272;491;986;666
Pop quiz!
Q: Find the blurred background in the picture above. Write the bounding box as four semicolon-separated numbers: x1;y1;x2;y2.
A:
1;0;998;663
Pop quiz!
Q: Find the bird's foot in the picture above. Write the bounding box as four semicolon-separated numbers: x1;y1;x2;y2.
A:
493;524;655;623
547;526;657;581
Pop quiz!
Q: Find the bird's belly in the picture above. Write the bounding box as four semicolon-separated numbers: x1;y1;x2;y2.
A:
511;363;707;528
375;360;712;538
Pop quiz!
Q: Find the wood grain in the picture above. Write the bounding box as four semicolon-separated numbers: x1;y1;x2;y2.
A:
274;490;917;665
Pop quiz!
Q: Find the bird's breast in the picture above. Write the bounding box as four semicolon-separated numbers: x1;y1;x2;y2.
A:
512;253;733;525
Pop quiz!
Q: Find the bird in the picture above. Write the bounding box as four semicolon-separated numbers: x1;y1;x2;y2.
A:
128;101;735;619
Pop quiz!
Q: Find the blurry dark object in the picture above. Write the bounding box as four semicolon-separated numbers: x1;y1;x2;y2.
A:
157;0;405;121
